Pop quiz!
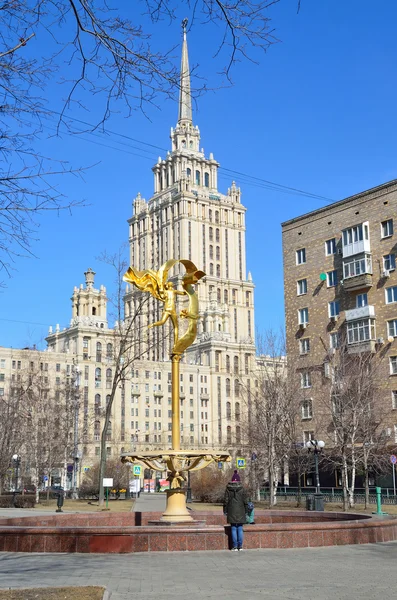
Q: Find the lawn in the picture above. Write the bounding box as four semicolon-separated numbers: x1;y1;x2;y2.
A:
0;587;104;600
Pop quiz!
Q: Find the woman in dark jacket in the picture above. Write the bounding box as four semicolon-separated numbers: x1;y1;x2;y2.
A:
223;478;248;551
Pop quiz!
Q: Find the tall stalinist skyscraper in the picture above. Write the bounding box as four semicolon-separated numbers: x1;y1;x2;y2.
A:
125;22;256;447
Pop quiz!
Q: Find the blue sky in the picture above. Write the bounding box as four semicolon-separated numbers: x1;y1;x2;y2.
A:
1;1;397;349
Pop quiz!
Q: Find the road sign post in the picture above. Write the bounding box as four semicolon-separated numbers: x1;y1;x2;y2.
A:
390;455;397;499
103;478;113;510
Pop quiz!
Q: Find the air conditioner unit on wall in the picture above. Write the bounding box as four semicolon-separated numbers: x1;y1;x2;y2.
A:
377;337;384;345
331;315;339;322
329;348;336;355
383;269;390;278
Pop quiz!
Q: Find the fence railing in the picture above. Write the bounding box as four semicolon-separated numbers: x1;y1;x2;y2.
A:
260;486;397;505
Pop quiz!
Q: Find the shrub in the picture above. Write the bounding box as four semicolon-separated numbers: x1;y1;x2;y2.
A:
0;496;14;508
190;465;233;503
14;495;36;508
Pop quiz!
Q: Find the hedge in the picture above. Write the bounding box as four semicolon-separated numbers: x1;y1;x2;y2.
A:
0;495;36;508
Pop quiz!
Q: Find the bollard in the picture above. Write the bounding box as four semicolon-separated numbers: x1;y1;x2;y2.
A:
372;486;388;516
56;492;64;513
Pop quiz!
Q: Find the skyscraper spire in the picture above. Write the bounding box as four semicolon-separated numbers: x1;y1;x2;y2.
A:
178;18;192;125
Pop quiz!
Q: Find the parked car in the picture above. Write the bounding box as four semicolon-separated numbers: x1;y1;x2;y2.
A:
40;485;65;499
23;485;36;494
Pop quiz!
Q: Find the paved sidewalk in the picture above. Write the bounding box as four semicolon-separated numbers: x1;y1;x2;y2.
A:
1;542;397;600
133;493;166;512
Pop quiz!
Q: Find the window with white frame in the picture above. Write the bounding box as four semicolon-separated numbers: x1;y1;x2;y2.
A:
300;338;310;355
301;372;311;388
296;248;306;265
386;286;397;304
325;238;336;255
388;320;397;338
343;254;372;279
347;319;375;344
343;223;368;246
356;293;368;307
381;219;394;239
392;390;397;410
394;425;397;444
327;270;338;287
303;430;314;443
297;279;307;295
330;332;339;349
301;399;313;420
328;301;340;318
384;254;396;271
299;308;309;326
390;356;397;375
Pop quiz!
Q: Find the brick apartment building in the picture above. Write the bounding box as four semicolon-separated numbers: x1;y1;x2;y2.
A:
282;180;397;455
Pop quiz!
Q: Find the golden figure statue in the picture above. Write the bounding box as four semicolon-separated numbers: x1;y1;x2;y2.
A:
123;258;204;356
121;258;231;523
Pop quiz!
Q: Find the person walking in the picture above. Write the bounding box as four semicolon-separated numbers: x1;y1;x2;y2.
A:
223;472;248;551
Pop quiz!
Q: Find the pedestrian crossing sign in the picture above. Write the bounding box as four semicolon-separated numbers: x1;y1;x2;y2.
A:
133;465;142;476
236;457;246;469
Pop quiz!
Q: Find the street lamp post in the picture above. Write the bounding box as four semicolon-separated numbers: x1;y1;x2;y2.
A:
306;439;325;511
12;454;21;507
72;365;81;499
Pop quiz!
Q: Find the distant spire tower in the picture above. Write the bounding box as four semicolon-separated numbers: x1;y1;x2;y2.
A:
178;18;192;125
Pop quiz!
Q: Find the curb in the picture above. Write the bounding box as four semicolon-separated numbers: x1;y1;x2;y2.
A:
103;588;111;600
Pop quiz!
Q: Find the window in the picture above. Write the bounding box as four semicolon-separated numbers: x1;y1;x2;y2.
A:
343;223;366;245
327;270;338;287
343;254;372;279
296;248;306;264
356;293;368;307
56;363;60;372
301;372;311;388
384;254;396;272
226;402;231;420
328;301;340;318
96;342;102;362
301;399;313;420
195;170;200;185
145;371;150;379
386;286;397;304
330;332;339;349
303;431;314;443
297;279;307;295
0;373;4;382
300;338;310;355
392;390;397;410
347;319;376;344
204;172;209;187
325;238;336;255
391;357;397;375
388;320;397;338
0;359;5;368
299;308;309;326
0;388;4;397
381;219;394;238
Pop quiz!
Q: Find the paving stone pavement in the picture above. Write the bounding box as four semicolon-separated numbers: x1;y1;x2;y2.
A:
133;493;166;512
1;542;397;599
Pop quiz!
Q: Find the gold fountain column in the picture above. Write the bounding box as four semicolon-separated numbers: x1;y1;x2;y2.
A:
171;355;181;452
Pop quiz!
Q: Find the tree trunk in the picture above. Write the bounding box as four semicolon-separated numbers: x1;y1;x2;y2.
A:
364;462;370;509
342;454;349;511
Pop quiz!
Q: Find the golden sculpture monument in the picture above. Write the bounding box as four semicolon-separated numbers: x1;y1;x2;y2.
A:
121;259;230;522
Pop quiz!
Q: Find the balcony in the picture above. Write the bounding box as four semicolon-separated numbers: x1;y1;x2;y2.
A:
345;305;375;321
342;238;371;258
342;273;373;292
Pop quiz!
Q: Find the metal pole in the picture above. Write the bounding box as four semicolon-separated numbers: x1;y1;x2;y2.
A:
314;451;320;494
393;464;396;499
106;486;109;509
72;367;80;499
186;469;192;502
171;355;181;451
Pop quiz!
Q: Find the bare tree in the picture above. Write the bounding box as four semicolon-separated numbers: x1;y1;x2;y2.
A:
1;0;279;281
241;330;296;507
96;248;164;507
320;339;387;510
0;390;23;493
